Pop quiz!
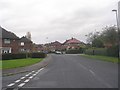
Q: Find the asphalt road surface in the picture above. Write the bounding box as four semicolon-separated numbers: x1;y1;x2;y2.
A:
2;54;118;89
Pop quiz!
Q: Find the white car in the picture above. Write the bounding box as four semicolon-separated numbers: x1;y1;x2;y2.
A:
55;51;62;54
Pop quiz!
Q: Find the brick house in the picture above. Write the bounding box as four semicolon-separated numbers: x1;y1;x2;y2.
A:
63;37;85;50
0;27;19;54
32;44;45;52
19;36;33;53
44;41;62;52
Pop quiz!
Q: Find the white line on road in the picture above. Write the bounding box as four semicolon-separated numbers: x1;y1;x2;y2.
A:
7;83;15;87
38;68;44;72
33;74;37;76
32;71;35;73
28;72;32;75
89;70;96;76
89;69;112;88
18;83;25;87
24;79;30;83
7;68;44;88
21;77;25;79
29;76;33;79
25;74;30;77
79;64;88;70
15;80;21;83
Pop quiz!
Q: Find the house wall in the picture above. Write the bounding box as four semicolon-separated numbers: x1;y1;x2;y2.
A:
19;42;33;53
2;39;19;54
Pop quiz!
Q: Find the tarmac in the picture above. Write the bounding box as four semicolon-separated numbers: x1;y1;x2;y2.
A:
2;55;52;76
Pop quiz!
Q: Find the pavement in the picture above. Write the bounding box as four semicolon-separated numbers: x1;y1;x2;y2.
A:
2;54;118;89
2;55;52;76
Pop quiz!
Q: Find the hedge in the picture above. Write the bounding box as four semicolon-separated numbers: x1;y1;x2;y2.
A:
107;45;119;57
85;48;107;56
85;46;118;57
31;52;47;58
66;48;84;54
2;52;47;60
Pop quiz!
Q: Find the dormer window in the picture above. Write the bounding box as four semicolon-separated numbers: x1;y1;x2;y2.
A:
21;42;24;46
4;39;10;44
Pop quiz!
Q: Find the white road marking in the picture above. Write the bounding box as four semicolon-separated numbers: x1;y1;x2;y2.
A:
25;74;30;77
28;72;32;75
89;70;96;76
33;74;37;76
80;64;88;70
7;83;15;87
6;68;44;88
29;76;33;79
15;80;21;83
18;83;25;87
40;68;44;71
24;79;30;83
21;77;25;79
32;71;35;73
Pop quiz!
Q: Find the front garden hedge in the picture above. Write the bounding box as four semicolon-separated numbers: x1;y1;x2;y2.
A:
2;52;47;60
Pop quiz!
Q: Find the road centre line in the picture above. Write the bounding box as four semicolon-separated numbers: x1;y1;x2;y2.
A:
89;70;96;76
80;64;88;70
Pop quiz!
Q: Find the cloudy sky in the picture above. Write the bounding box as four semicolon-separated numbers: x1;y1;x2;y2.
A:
0;0;119;44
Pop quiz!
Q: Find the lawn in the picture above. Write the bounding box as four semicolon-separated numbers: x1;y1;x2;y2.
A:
0;58;43;70
80;54;119;63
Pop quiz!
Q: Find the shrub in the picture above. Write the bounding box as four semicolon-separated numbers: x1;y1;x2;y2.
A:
66;48;84;54
107;45;118;57
85;48;107;56
2;52;47;60
2;53;26;60
85;47;118;57
31;52;47;58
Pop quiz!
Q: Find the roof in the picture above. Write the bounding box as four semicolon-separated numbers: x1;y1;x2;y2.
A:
20;36;32;43
63;38;81;44
50;41;61;46
0;26;19;39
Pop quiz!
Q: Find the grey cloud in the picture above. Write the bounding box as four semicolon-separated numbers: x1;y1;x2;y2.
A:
0;0;119;44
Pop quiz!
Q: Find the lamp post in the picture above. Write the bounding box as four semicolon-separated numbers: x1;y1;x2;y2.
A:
112;9;120;59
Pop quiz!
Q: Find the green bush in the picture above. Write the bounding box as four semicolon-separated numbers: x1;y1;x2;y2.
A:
85;46;118;57
2;52;47;60
31;52;47;58
107;45;118;57
66;48;84;54
2;53;26;60
85;48;107;56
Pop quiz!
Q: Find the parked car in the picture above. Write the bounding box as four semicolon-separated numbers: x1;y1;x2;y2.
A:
55;51;62;54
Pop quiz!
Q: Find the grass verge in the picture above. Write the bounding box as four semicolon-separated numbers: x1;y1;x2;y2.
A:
0;58;43;70
80;54;119;63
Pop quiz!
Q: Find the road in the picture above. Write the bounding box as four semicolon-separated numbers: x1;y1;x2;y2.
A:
2;54;118;89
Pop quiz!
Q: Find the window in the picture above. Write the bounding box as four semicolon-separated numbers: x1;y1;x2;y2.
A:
4;39;10;44
20;49;25;52
21;42;24;46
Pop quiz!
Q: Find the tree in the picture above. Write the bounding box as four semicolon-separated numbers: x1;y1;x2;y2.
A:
86;26;118;48
101;26;118;46
86;31;104;48
92;38;104;48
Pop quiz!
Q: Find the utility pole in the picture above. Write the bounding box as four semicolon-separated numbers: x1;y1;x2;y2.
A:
112;1;120;60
